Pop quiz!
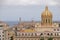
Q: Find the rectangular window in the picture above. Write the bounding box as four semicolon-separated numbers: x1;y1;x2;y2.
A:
2;35;4;37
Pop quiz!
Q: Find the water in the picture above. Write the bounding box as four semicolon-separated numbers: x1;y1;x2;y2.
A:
6;21;19;27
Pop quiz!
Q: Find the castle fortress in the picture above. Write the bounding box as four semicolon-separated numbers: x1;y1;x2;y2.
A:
0;6;60;40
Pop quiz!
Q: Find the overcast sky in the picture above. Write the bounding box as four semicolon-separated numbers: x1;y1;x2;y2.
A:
0;0;60;21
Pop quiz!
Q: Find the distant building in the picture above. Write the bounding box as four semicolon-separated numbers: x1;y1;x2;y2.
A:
9;6;60;40
0;21;9;40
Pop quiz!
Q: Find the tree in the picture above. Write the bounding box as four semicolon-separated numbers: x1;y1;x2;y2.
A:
10;36;13;40
48;37;53;40
40;37;44;40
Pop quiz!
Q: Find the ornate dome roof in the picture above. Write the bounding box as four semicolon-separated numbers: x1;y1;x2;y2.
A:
41;6;52;17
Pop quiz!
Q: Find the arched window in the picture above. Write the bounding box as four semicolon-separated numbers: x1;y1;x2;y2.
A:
25;33;27;36
55;33;56;36
57;29;59;31
22;33;24;36
48;19;50;23
28;33;30;36
40;33;43;36
31;33;33;36
54;29;56;31
46;19;47;23
35;33;37;36
51;33;53;36
47;33;49;35
59;24;60;27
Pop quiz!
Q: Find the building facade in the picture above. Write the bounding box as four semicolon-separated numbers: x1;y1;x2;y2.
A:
0;21;9;40
9;6;60;40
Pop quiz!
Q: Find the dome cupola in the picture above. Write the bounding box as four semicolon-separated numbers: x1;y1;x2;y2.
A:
41;6;52;17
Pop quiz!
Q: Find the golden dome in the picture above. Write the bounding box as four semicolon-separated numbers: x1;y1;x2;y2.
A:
41;6;52;17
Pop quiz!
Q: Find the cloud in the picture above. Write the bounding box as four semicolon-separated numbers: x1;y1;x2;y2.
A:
0;0;59;6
